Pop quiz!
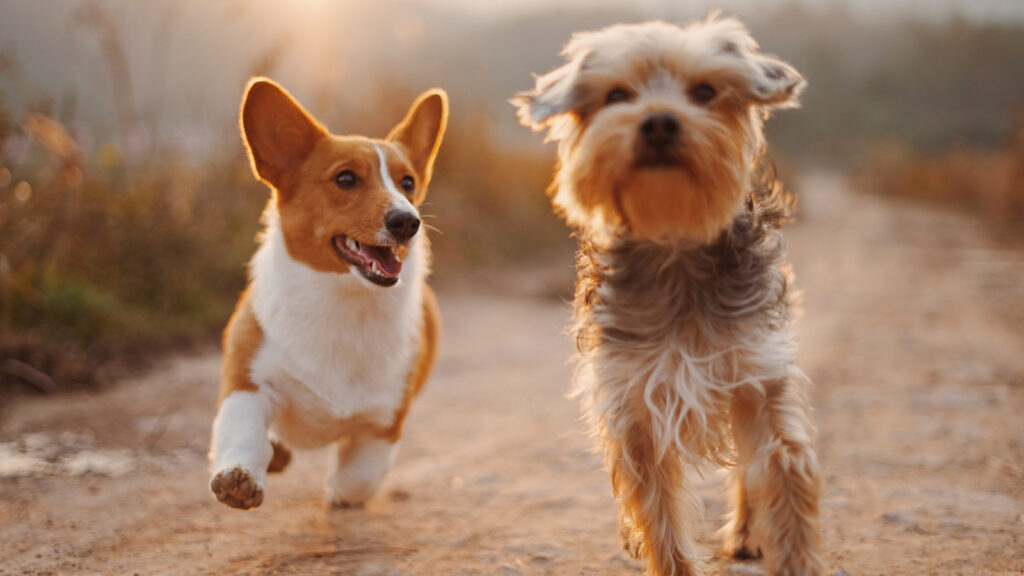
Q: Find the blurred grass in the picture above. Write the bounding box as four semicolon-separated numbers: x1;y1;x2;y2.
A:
1;3;1022;392
0;109;264;393
429;110;568;270
0;84;564;393
857;126;1024;233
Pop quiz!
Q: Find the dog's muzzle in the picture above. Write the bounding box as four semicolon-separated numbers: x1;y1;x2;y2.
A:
636;113;683;167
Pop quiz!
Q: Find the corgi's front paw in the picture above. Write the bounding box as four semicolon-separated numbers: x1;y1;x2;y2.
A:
210;465;265;510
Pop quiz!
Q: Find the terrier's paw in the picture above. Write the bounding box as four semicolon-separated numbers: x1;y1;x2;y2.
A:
721;530;762;560
210;466;264;510
619;517;645;560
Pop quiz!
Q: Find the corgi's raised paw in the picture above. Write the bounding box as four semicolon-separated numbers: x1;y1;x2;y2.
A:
211;466;264;510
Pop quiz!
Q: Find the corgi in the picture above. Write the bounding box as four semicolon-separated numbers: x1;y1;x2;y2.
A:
209;78;447;510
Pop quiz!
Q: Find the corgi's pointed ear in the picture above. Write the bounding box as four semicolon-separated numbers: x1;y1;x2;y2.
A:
387;89;448;189
240;77;327;190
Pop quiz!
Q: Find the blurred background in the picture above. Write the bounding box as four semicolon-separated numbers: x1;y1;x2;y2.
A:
1;0;1022;391
1;4;1023;574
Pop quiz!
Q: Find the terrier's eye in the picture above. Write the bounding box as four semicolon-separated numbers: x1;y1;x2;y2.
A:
335;170;359;190
605;88;631;105
690;83;717;105
400;175;415;194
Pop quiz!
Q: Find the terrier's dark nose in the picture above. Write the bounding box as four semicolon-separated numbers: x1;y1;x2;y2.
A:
639;113;681;147
385;210;421;241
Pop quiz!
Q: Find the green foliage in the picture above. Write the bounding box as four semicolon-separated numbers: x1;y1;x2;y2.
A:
0;86;564;356
0;107;265;350
33;273;126;342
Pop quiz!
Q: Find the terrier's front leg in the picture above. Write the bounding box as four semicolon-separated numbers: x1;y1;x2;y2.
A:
737;377;825;576
209;390;275;510
325;434;399;507
720;390;764;560
604;421;700;576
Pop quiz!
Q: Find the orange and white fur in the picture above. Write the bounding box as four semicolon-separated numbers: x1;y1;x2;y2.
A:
209;78;447;510
514;17;824;576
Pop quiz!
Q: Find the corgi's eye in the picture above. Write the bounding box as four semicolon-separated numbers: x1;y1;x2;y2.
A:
605;88;631;105
690;83;717;105
400;175;415;194
335;170;359;190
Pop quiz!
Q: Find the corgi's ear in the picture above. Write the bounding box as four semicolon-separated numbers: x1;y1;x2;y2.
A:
240;77;327;191
387;89;448;189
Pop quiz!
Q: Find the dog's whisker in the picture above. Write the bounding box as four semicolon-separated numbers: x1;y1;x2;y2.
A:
421;223;444;235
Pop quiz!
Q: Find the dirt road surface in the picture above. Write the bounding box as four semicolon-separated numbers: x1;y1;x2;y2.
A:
2;171;1022;575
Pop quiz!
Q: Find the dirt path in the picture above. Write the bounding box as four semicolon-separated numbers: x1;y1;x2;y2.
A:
2;171;1022;576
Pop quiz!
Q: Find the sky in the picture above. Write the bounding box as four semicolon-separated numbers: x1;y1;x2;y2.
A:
0;0;1021;154
423;0;1024;22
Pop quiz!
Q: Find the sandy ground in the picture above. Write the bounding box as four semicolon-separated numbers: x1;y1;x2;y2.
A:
1;171;1022;576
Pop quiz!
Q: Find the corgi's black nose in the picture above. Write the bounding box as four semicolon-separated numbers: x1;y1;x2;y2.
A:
640;113;680;147
385;210;421;241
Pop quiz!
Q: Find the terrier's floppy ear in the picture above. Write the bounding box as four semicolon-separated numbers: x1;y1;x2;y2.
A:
734;51;805;108
387;89;449;190
240;77;327;191
708;18;805;108
511;51;588;130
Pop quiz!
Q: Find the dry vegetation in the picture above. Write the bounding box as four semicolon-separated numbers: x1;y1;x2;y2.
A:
858;128;1024;234
1;2;1022;392
0;77;562;394
0;102;266;393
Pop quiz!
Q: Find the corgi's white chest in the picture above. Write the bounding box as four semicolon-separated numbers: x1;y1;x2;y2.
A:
247;209;425;437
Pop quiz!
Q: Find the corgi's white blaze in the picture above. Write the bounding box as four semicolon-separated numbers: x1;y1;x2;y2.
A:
373;143;418;246
210;390;274;489
325;435;400;504
373;143;417;214
246;205;426;448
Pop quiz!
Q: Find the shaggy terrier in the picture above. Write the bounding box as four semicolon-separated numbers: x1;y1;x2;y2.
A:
513;16;824;576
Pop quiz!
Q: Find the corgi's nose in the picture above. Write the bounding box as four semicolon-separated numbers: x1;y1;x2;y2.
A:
385;210;421;241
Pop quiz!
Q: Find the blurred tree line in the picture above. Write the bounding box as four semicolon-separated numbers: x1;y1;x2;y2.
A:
0;1;1021;391
749;5;1024;155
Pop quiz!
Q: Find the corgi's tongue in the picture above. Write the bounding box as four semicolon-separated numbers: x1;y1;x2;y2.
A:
359;244;402;278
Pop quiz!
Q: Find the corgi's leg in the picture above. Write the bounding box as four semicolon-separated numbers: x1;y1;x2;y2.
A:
325;434;399;507
267;435;292;473
210;389;275;510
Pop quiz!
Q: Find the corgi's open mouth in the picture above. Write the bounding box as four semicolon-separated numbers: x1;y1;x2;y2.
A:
332;235;402;287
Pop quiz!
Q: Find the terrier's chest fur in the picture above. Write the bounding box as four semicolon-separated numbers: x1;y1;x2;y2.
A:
571;206;798;464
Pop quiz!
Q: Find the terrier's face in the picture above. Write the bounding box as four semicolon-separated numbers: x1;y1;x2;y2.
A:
514;18;804;243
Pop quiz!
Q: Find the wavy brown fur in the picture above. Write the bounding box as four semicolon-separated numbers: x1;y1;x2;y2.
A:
516;17;824;576
570;165;823;576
